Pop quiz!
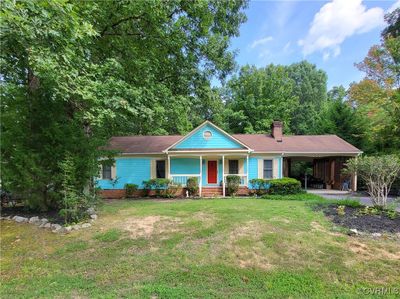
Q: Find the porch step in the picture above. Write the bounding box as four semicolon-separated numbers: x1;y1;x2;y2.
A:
201;187;223;197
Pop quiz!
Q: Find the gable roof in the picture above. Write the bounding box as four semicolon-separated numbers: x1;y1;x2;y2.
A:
165;121;252;151
104;133;361;155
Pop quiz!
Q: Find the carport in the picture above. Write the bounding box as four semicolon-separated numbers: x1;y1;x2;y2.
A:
283;154;358;191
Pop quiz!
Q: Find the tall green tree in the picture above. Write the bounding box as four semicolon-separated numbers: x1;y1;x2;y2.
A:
0;0;247;209
287;61;328;135
348;8;400;154
316;86;366;149
223;64;298;133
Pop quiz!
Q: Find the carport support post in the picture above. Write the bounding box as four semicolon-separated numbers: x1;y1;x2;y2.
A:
352;155;358;192
222;155;225;197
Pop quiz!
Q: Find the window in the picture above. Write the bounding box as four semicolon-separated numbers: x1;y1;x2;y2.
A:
203;130;212;140
229;160;239;174
102;164;112;180
263;160;273;179
156;160;166;178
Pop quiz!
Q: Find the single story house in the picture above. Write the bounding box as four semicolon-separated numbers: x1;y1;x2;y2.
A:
97;121;362;198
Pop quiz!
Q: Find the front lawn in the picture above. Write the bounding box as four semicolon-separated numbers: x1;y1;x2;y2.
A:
1;198;399;298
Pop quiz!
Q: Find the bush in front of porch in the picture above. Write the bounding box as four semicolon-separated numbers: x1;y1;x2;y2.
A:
226;175;241;196
186;177;199;196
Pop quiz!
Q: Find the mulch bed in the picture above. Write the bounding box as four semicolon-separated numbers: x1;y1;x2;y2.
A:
1;206;64;224
315;204;400;233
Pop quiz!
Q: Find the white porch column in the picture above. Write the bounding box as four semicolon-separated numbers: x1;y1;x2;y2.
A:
167;155;171;179
199;156;202;197
222;155;225;197
246;154;249;187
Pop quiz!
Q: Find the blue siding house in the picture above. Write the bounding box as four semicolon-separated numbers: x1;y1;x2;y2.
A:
97;121;361;197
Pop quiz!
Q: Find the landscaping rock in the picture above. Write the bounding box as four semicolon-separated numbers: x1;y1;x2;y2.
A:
87;207;96;215
38;223;46;228
371;232;382;238
40;218;48;224
29;216;40;224
90;214;98;220
72;224;81;230
14;216;28;223
81;223;91;228
51;224;62;230
44;223;52;229
65;226;72;232
349;228;359;235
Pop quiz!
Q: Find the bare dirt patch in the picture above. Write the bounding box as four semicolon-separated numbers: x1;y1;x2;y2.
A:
348;240;400;261
123;216;183;239
311;221;325;232
191;212;217;228
226;221;274;270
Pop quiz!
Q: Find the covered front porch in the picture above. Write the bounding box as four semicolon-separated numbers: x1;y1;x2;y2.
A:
167;154;249;197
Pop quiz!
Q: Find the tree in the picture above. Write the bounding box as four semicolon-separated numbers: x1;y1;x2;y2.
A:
287;61;328;135
0;0;248;210
345;155;400;208
316;86;366;149
222;61;328;135
223;64;298;133
348;8;400;154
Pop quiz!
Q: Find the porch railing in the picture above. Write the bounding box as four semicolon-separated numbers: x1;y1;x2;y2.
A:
223;174;247;186
170;174;201;187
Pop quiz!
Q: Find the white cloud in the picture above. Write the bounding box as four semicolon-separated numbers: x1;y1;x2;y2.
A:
250;36;273;49
299;0;385;59
388;0;400;13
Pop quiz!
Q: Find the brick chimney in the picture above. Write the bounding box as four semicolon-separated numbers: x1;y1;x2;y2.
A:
271;121;283;142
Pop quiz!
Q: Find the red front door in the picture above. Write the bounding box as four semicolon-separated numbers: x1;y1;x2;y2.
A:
208;161;217;184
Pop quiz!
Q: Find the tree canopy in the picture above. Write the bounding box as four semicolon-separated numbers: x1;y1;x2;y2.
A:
1;0;248;209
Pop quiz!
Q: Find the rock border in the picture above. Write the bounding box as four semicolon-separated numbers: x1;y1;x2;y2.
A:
0;208;98;234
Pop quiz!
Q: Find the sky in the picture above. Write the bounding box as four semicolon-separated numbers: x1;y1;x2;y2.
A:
227;0;400;89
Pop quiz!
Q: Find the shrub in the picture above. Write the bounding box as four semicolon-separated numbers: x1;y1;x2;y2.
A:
124;183;138;198
142;180;152;196
344;155;400;208
335;199;362;208
186;177;199;196
268;177;303;195
59;155;96;224
249;178;269;195
164;183;182;198
226;175;241;196
142;178;179;197
336;205;346;216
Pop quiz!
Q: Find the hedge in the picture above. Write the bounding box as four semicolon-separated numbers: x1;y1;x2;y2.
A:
268;177;303;195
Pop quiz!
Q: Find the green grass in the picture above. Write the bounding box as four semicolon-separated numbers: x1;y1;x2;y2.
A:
262;193;322;201
1;197;399;298
94;228;123;242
